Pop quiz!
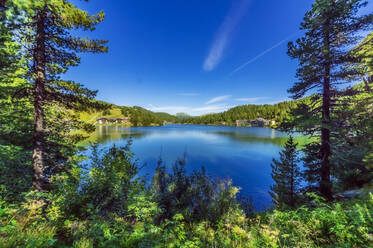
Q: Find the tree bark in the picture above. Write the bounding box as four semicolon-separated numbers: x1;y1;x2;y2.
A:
290;162;294;207
320;22;333;200
32;9;47;192
362;75;372;93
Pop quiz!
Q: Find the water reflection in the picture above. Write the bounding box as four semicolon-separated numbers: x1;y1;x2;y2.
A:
92;125;289;145
85;124;297;210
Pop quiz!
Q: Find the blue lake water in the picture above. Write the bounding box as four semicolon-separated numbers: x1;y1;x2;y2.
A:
87;124;295;210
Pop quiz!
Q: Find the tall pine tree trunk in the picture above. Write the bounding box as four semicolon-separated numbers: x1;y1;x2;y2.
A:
320;22;333;200
32;10;47;192
290;163;294;207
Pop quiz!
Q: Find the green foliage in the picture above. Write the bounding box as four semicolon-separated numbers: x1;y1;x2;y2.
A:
0;200;57;248
0;145;32;202
331;81;373;190
121;106;163;126
102;109;111;116
250;193;373;248
0;5;33;149
2;185;373;247
351;32;373;87
270;136;302;207
182;100;299;126
1;0;110;191
288;0;372;100
151;157;242;224
75;104;179;127
0;1;21;80
175;112;191;120
154;112;180;123
0;1;372;248
286;0;373;198
55;143;148;219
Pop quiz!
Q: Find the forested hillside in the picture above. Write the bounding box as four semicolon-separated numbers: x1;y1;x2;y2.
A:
154;112;181;123
121;106;164;126
78;104;180;126
182;100;302;127
79;100;302;128
78;100;304;128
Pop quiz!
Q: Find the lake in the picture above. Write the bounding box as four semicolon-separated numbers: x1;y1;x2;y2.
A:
86;124;298;210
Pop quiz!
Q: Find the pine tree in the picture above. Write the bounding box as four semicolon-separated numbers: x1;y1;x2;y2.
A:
270;136;301;207
6;0;108;192
353;33;373;169
352;32;373;90
0;2;35;201
0;1;19;78
331;33;373;189
287;0;372;200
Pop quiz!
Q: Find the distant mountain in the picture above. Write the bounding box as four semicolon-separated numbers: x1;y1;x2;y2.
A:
175;112;191;120
154;112;180;123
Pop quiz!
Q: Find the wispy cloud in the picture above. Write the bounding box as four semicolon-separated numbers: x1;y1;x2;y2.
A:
235;97;268;102
193;104;234;113
177;93;199;96
147;104;189;113
205;95;231;105
230;33;297;75
264;99;290;105
203;0;250;71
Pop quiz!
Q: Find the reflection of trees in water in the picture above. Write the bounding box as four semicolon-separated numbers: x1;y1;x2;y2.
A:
84;126;310;148
213;131;310;147
90;126;148;144
212;131;288;146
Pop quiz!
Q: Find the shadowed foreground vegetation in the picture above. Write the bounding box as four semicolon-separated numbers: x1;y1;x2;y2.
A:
1;145;372;248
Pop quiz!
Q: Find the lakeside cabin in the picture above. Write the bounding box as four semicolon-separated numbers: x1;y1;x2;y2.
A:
96;117;130;124
250;117;270;127
235;118;271;127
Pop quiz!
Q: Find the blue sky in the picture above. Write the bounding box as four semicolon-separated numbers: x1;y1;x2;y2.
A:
67;0;373;116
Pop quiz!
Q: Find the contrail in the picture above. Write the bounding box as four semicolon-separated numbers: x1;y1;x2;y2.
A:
203;0;250;71
205;95;231;105
230;33;297;75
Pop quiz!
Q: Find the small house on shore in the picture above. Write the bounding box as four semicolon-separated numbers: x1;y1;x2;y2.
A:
235;119;251;127
250;118;270;127
235;118;271;127
96;117;130;124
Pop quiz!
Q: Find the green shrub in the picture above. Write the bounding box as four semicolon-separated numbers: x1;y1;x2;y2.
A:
1;144;372;248
0;200;56;248
0;145;32;202
250;193;373;247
